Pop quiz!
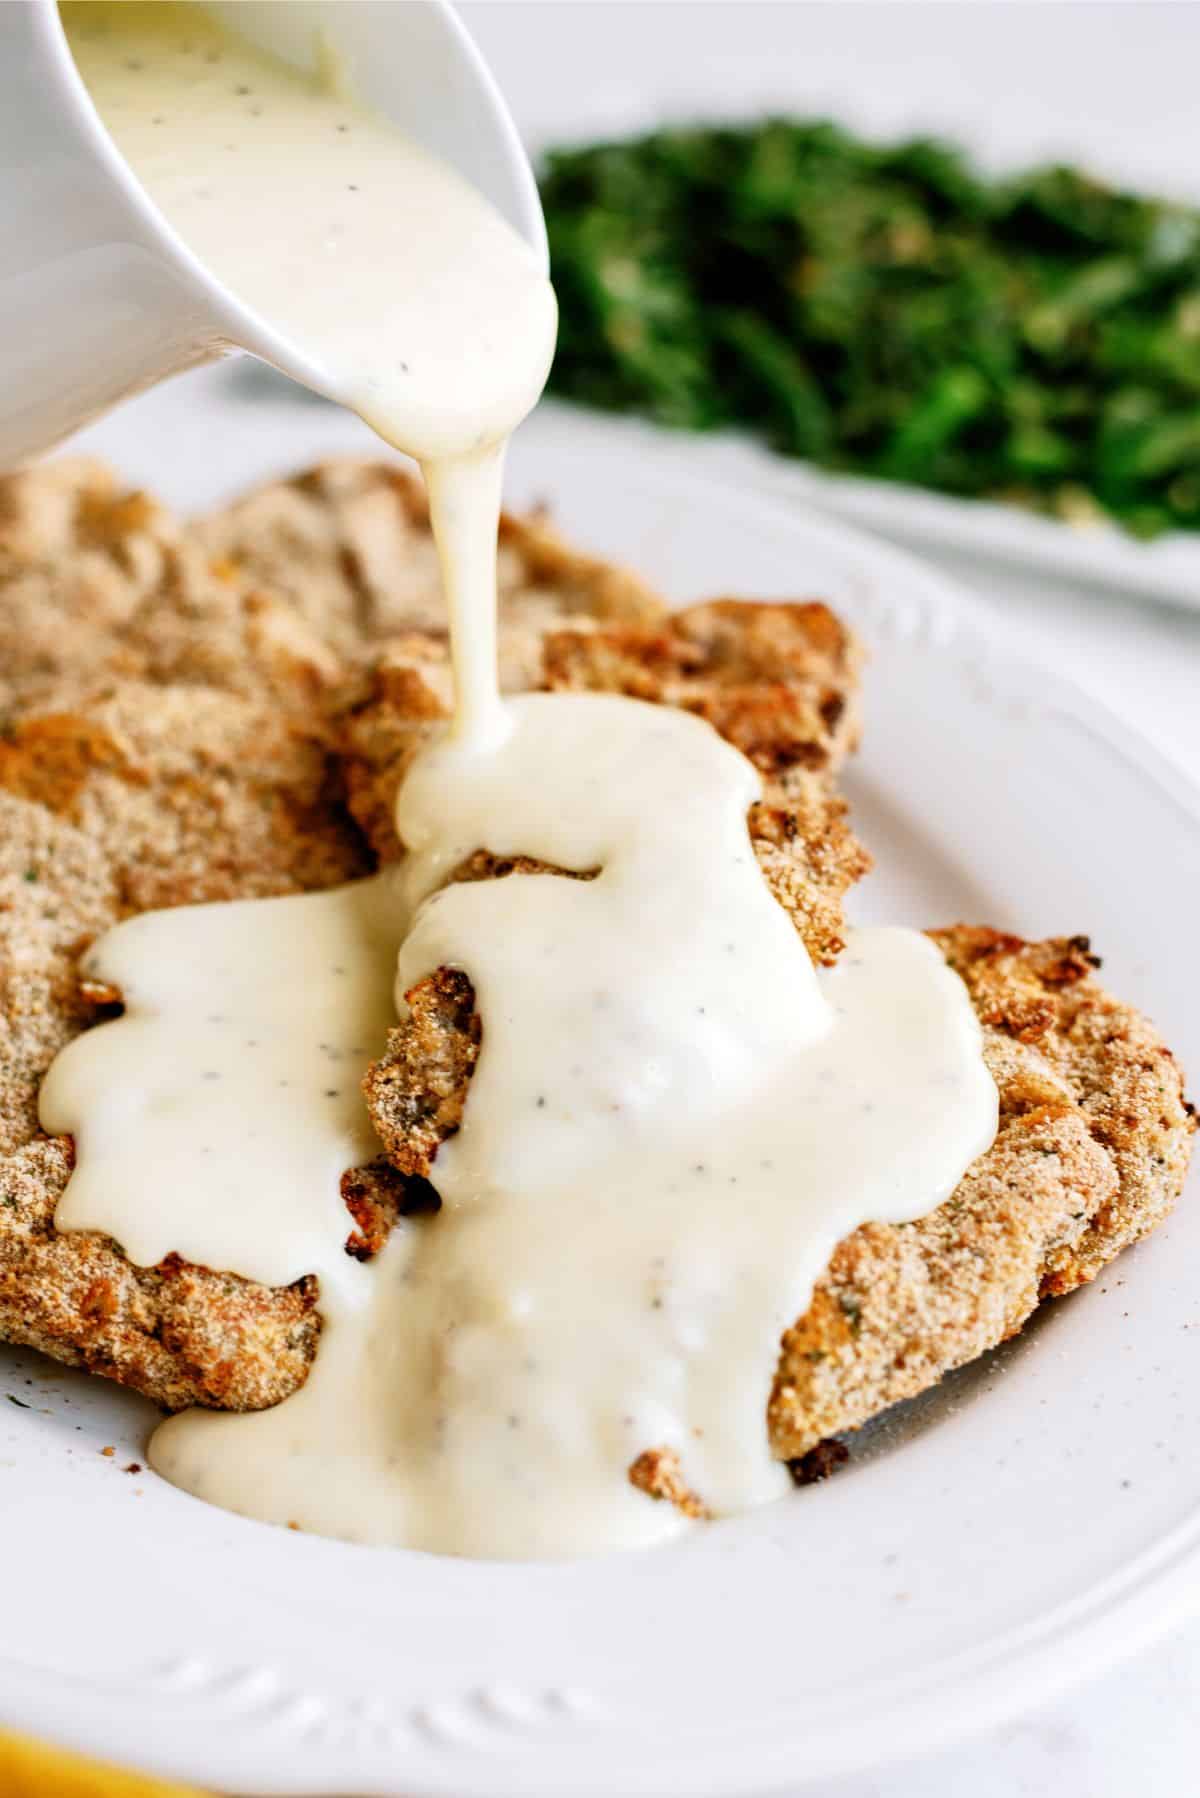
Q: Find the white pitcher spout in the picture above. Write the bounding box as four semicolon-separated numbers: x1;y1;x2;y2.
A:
0;0;546;466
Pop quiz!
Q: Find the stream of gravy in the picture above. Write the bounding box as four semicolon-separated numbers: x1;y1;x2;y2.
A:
45;2;998;1557
62;0;553;741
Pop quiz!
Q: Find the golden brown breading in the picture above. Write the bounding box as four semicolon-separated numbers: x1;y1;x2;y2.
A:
770;927;1194;1455
1;1133;320;1412
363;929;1193;1477
201;469;869;964
338;602;869;963
0;459;343;718
358;601;872;1166
1;456;1190;1475
628;1447;710;1519
0;1141;409;1410
362;968;481;1181
0;462;436;1410
541;598;862;775
0;709;374;1409
0;456;662;722
0;458;669;1411
194;458;663;662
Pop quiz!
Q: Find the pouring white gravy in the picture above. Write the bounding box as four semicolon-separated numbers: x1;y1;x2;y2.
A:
45;2;998;1558
62;0;553;742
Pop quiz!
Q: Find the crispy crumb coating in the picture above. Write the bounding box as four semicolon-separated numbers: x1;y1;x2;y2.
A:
361;602;872;1165
340;600;869;964
363;929;1193;1486
0;456;660;717
541;597;862;774
0;1133;321;1411
773;928;1194;1455
0;459;679;1412
362;968;482;1180
194;457;663;663
628;1447;710;1518
0;459;344;717
0;719;379;1408
1;457;1191;1474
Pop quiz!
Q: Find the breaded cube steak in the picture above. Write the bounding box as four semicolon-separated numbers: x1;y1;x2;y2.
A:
0;460;1191;1495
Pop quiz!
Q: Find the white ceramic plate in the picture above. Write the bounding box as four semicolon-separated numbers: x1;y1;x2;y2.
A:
3;380;1200;1797
691;433;1200;617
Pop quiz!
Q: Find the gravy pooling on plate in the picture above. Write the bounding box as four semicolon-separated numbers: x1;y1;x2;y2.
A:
44;0;997;1557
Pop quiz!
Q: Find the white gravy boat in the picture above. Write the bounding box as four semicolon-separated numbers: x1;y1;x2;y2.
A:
0;0;546;466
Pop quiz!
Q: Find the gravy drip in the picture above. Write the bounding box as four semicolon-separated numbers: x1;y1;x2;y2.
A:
45;3;999;1557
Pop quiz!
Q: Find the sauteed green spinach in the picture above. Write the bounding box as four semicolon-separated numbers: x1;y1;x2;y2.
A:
541;121;1200;538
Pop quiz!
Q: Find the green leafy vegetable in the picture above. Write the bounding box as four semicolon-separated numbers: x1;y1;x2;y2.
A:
540;120;1200;536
